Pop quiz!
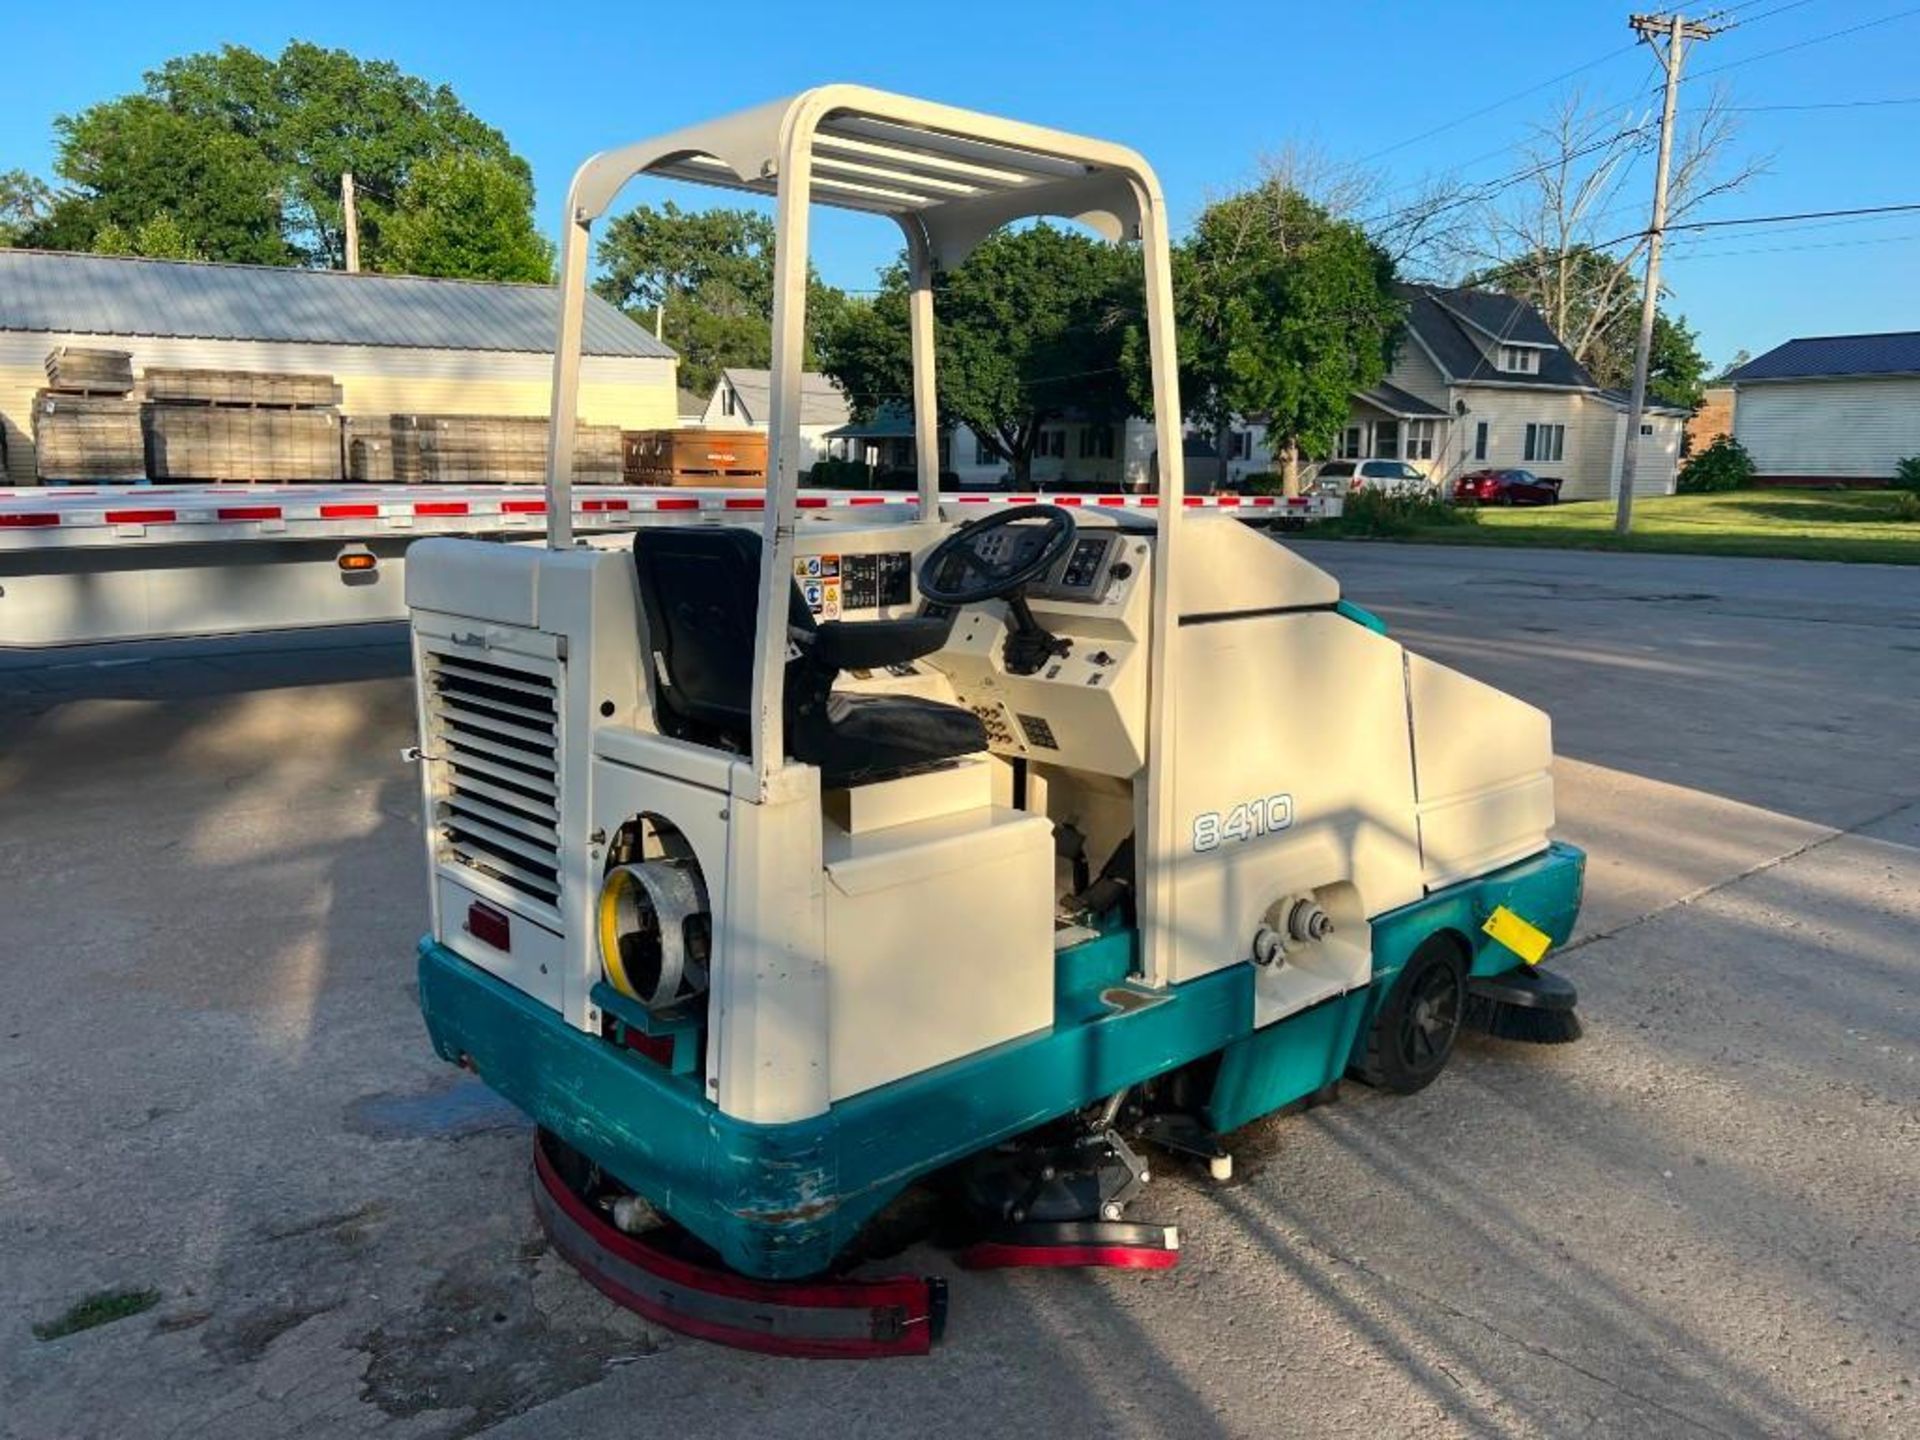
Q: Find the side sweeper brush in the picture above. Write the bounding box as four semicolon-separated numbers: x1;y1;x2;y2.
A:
1463;966;1584;1044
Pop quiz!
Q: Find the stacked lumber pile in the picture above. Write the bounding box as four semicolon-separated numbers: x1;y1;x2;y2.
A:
146;408;342;482
146;368;343;408
623;428;767;487
33;348;143;481
143;367;344;482
375;415;622;484
343;417;393;483
44;347;135;394
33;394;147;482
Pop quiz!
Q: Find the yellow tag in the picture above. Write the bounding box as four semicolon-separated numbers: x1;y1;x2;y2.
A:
1483;905;1551;965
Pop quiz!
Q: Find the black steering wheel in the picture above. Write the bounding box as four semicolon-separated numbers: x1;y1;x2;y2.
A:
918;504;1078;606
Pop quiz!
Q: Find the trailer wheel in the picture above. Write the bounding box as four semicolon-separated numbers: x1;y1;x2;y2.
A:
1355;936;1467;1093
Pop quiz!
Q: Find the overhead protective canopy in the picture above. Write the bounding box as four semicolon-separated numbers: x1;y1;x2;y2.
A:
563;85;1155;269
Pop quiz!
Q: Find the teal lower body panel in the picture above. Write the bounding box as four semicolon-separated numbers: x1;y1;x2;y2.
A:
416;840;1585;1279
1206;840;1586;1133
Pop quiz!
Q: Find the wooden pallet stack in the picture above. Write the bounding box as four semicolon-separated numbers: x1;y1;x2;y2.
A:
143;367;345;482
370;415;622;484
622;428;768;487
33;348;145;482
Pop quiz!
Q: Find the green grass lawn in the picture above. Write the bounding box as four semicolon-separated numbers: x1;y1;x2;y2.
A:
1324;490;1920;565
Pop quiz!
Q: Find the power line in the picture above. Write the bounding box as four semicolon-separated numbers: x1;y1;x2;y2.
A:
1627;200;1920;240
1721;94;1920;111
1688;3;1920;80
1664;228;1920;261
1355;43;1641;164
1706;0;1820;28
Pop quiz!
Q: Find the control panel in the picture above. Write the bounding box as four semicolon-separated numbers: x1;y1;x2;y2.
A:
1027;533;1126;603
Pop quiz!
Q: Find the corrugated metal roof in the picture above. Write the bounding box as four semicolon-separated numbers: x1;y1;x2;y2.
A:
1728;332;1920;382
0;249;675;359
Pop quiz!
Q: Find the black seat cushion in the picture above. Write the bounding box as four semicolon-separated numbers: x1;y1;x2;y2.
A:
797;693;988;789
631;527;986;787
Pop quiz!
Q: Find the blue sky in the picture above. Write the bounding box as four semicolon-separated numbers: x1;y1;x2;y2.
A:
4;0;1917;369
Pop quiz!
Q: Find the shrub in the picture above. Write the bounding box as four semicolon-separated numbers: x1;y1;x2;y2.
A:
803;456;875;490
1331;488;1478;537
1677;435;1755;493
1894;455;1920;492
1890;490;1920;522
1232;472;1288;496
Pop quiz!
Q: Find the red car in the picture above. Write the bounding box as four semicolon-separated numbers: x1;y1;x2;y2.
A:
1453;468;1563;505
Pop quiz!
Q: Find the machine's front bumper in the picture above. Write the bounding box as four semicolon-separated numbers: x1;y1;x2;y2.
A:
416;929;1250;1279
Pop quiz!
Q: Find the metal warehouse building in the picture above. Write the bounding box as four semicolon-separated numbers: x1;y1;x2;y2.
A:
0;249;679;485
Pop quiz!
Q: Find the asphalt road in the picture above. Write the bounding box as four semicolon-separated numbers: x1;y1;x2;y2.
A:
1;542;1914;1439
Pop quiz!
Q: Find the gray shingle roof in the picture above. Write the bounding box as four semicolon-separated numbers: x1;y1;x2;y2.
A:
719;368;852;428
1354;380;1448;417
1397;283;1594;389
1727;332;1920;382
0;249;674;359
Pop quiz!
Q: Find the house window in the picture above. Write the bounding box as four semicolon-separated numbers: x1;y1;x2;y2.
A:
1640;423;1654;436
1474;421;1489;460
1231;430;1252;460
1037;428;1065;460
1499;346;1541;374
1374;419;1400;460
1338;425;1363;460
1407;419;1436;461
1078;425;1116;460
721;386;737;417
1523;422;1565;463
973;433;998;466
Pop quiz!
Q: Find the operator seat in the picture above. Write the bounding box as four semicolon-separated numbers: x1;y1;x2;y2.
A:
631;527;987;788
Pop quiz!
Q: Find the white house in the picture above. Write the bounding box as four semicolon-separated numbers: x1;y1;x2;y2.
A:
702;368;851;470
1282;284;1688;501
1728;332;1920;486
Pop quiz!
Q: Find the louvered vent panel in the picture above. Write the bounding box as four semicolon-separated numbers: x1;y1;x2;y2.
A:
422;646;562;912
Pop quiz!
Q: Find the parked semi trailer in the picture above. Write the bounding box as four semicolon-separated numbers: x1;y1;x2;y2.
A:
0;484;1336;646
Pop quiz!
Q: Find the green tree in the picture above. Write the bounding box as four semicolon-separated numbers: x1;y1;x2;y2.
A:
24;42;543;277
594;202;847;394
820;224;1141;485
1713;347;1752;382
0;170;56;246
382;152;553;282
1647;311;1709;411
33;97;290;263
91;212;207;261
1167;181;1400;478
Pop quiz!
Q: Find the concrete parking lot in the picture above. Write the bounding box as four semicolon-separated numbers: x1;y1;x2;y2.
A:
2;541;1915;1439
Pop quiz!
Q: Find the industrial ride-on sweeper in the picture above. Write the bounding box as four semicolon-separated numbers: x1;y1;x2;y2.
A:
405;86;1586;1357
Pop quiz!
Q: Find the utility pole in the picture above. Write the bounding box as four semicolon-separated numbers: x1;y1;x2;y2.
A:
341;173;361;274
1616;11;1715;534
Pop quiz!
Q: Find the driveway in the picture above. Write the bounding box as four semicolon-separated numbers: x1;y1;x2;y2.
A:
1;542;1914;1439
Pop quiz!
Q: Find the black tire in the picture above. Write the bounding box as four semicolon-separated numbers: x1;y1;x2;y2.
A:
1353;936;1468;1093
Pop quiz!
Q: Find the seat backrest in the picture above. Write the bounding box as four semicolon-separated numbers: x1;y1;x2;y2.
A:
631;527;812;745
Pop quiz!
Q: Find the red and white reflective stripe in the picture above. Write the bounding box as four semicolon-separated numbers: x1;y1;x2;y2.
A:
0;483;1332;549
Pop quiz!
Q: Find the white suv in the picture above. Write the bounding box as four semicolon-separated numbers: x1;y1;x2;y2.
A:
1313;459;1436;499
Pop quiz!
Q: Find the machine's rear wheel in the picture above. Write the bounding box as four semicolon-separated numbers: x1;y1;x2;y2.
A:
1355;936;1467;1093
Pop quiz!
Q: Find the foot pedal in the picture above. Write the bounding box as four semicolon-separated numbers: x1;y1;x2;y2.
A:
958;1220;1181;1271
533;1133;945;1358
